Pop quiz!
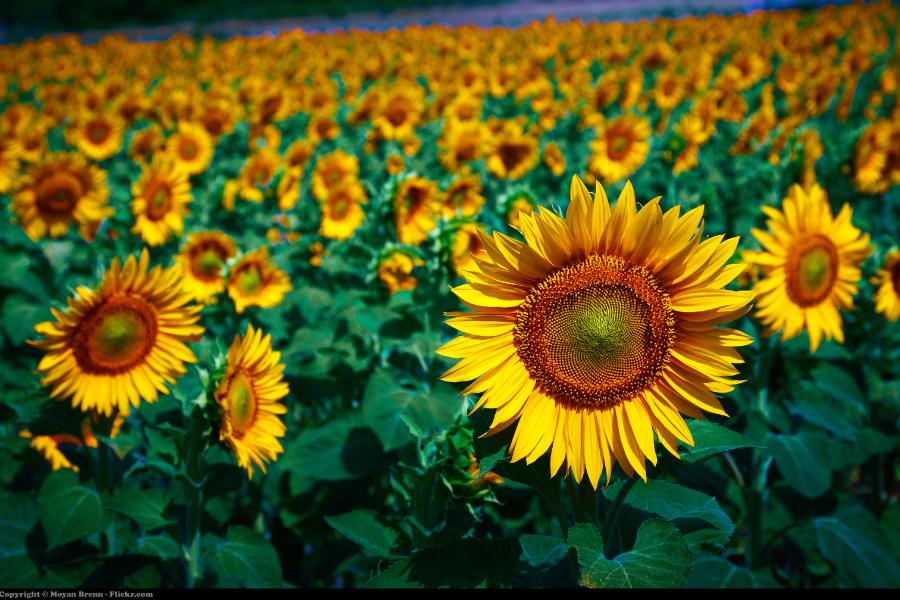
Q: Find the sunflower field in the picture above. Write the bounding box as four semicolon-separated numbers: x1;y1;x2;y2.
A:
0;2;899;590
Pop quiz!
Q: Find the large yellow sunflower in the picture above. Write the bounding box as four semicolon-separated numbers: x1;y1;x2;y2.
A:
394;176;440;246
175;231;238;303
130;157;192;247
12;152;110;241
872;250;900;321
227;247;292;313
438;176;753;486
30;250;204;416
588;114;651;184
215;325;288;479
751;183;871;352
166;121;214;176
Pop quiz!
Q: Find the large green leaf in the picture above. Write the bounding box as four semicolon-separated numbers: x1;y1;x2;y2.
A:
106;487;175;531
364;538;521;588
519;534;568;568
605;480;734;538
215;526;283;588
682;420;760;463
812;505;900;588
0;493;40;586
37;471;110;548
568;520;691;588
138;533;182;561
362;369;415;451
324;509;399;558
684;553;776;588
767;431;833;498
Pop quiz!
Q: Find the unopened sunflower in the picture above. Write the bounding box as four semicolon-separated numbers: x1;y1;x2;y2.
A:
175;231;238;303
12;152;110;241
130;156;191;246
751;183;871;351
30;249;204;416
438;176;753;486
215;325;288;479
871;250;900;321
227;247;292;313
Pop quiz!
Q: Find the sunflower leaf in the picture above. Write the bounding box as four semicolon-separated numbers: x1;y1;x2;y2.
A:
767;431;833;498
569;519;691;588
215;526;283;588
681;420;761;463
812;504;900;588
684;553;777;587
105;487;175;532
519;534;568;568
325;509;399;558
37;471;111;549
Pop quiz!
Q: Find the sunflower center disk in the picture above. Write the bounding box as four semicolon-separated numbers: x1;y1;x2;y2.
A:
515;255;675;409
74;296;158;373
786;235;838;307
237;266;262;295
36;171;84;216
226;369;258;437
180;140;198;160
194;248;224;279
145;182;172;220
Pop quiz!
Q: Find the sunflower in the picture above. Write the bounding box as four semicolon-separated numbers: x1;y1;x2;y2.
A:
277;167;302;211
312;150;359;202
751;183;871;352
872;250;900;321
319;182;367;241
373;83;424;141
853;120;891;194
130;157;191;247
386;153;405;175
307;111;340;143
67;112;124;161
451;223;488;276
542;142;566;177
175;231;238;303
19;431;83;472
128;124;165;165
0;136;20;193
439;120;486;173
486;128;539;180
12;152;110;241
437;176;753;486
215;325;288;479
283;139;315;172
394;176;440;246
588;114;651;184
378;250;423;294
227;247;292;313
29;250;204;416
442;170;485;219
166;121;214;176
237;148;281;203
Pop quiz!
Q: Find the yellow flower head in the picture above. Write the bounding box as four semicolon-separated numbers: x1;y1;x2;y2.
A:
394;176;440;246
165;121;214;176
872;250;900;322
378;250;424;294
589;114;651;184
130;156;192;247
227;247;292;313
175;230;238;304
319;183;367;241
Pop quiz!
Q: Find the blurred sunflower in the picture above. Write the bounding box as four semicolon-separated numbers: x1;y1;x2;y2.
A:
215;325;288;479
237;148;281;203
589;114;651;183
442;170;485;219
542;142;566;177
486;128;539;180
871;249;900;321
128;124;165;165
378;250;423;294
283;139;315;172
0;137;20;193
166;121;214;176
312;150;359;201
277;167;302;211
19;419;99;472
386;153;405;175
373;83;424;141
130;156;191;247
227;247;292;313
12;152;110;241
67;112;124;161
175;231;238;303
439;120;486;173
751;183;871;351
438;176;753;486
451;223;488;276
319;183;367;241
307;111;340;143
30;249;204;416
394;176;440;246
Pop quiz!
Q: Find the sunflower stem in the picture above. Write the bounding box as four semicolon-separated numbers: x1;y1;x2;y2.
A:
602;477;637;556
183;407;207;587
565;476;588;524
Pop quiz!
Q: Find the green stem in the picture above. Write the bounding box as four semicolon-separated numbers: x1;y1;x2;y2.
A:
183;408;207;587
602;477;638;556
565;477;588;524
747;456;773;570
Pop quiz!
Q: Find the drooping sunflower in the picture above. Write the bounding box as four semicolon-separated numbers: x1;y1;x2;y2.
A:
227;247;292;313
378;250;424;294
283;138;315;172
588;114;651;184
277;167;302;211
215;325;288;479
128;124;165;165
751;183;871;352
166;121;214;176
319;182;367;241
12;152;111;241
130;157;191;247
394;176;440;246
437;176;753;486
175;231;238;303
30;250;204;416
872;250;900;321
67;112;124;161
